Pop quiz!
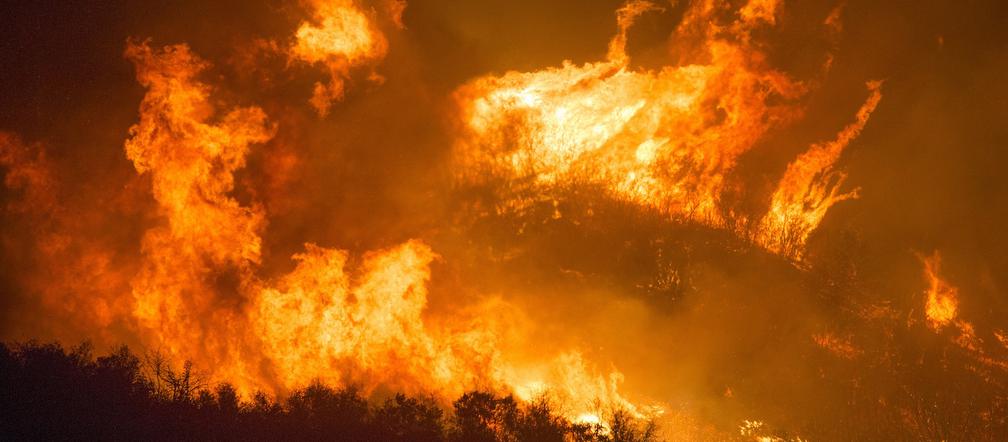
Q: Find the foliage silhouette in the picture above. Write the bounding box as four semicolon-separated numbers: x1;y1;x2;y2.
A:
0;341;659;441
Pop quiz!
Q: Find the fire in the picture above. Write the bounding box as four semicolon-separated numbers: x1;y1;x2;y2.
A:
758;81;883;258
291;0;393;115
252;240;492;395
2;0;1007;438
120;39;652;420
124;40;275;388
1;133;136;346
740;0;780;25
455;0;804;221
453;0;880;260
922;252;958;329
114;0;887;419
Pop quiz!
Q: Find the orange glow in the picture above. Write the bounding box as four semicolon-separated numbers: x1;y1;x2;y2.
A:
0;133;56;214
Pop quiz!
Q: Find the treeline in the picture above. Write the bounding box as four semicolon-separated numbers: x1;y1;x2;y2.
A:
0;341;657;441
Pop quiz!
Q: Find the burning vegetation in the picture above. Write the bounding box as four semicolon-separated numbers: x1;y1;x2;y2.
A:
1;0;1007;440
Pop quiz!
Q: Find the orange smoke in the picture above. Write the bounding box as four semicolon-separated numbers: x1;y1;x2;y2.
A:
0;133;56;214
739;0;781;26
1;133;136;345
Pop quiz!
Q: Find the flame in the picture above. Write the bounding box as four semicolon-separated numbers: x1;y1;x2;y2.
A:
453;0;878;260
290;0;393;115
119;39;653;419
917;253;1008;378
454;0;806;220
759;81;882;258
0;0;902;432
922;252;958;329
252;240;496;395
124;40;275;388
3;1;1002;438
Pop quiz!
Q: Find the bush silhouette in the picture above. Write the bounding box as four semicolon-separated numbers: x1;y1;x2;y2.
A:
0;341;661;441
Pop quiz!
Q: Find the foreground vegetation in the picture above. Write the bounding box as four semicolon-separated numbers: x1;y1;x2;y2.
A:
0;341;657;441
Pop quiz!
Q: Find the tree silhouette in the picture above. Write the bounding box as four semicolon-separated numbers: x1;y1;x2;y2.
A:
374;393;444;441
0;341;668;441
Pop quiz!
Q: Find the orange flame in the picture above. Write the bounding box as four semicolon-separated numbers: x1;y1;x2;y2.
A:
453;0;881;260
290;0;392;115
120;39;653;419
922;251;958;329
759;81;882;258
124;40;275;388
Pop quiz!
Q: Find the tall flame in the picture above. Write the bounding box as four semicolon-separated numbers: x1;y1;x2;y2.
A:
252;240;494;395
124;40;275;388
759;81;883;258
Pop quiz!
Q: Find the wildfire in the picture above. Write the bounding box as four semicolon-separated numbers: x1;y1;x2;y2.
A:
0;0;934;436
109;0;887;421
124;39;275;388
